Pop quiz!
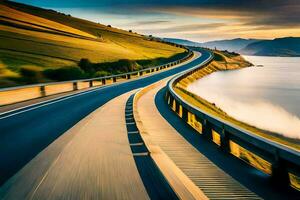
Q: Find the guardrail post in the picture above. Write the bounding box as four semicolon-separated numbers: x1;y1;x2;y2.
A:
165;91;169;101
175;100;180;114
73;82;78;90
271;150;289;186
139;71;143;76
168;95;174;107
102;79;106;85
89;80;93;87
113;77;117;82
126;74;131;79
182;107;188;122
156;68;159;71
40;85;46;97
151;69;154;73
202;119;212;140
220;128;230;152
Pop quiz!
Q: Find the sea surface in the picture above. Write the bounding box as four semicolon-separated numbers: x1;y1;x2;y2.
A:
187;56;300;139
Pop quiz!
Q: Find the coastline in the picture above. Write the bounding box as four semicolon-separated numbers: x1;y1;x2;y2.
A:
174;50;300;151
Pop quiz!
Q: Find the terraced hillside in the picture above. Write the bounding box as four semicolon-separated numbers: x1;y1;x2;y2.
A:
0;0;185;87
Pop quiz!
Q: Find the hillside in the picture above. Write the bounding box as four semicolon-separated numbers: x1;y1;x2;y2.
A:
163;38;202;47
241;37;300;56
0;0;185;87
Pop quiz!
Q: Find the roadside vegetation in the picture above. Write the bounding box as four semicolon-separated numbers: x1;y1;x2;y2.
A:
0;1;185;87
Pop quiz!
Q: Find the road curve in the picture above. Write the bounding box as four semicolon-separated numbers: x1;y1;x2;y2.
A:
134;79;261;200
0;90;151;200
0;50;210;186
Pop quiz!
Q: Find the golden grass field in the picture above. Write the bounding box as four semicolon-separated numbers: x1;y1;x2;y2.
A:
174;50;300;190
0;1;184;87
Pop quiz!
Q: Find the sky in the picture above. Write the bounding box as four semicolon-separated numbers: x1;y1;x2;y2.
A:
13;0;300;42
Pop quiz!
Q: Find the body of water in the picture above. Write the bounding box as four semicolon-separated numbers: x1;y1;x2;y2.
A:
187;56;300;139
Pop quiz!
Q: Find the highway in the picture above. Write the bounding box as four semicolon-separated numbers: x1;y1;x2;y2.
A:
1;48;298;199
0;50;209;186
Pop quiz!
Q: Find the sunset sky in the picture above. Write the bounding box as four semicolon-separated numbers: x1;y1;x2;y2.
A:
14;0;300;42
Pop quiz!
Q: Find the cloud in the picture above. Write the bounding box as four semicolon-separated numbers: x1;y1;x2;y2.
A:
16;0;300;28
140;22;226;34
128;20;170;26
18;0;300;41
152;3;300;29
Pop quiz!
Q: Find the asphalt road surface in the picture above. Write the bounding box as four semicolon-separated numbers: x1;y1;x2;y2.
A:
0;49;210;186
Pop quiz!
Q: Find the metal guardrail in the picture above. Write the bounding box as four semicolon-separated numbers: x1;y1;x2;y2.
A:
166;49;300;190
0;49;193;106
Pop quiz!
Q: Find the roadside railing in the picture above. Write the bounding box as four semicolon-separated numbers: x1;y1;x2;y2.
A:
0;49;193;106
166;49;300;191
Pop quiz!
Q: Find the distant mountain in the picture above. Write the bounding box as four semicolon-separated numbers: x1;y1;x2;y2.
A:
165;37;300;56
164;38;261;52
163;38;201;47
200;38;261;52
241;37;300;57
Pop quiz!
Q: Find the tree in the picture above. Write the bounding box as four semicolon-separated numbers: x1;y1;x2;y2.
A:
78;58;95;74
43;66;84;81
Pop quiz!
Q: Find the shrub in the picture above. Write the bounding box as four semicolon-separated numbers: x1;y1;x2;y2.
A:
43;66;85;81
136;51;189;68
95;71;111;77
19;65;43;83
213;53;225;61
78;58;95;74
94;59;141;74
117;59;140;72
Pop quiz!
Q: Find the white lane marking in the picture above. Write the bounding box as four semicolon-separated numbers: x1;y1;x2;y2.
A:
29;154;61;200
29;139;74;200
0;53;200;120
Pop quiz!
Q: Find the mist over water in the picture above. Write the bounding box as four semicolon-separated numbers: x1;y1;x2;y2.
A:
187;56;300;139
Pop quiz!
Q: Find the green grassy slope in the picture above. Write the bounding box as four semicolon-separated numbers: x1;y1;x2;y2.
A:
0;0;186;87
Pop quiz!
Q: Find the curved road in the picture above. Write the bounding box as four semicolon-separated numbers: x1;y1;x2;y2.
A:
0;49;210;186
